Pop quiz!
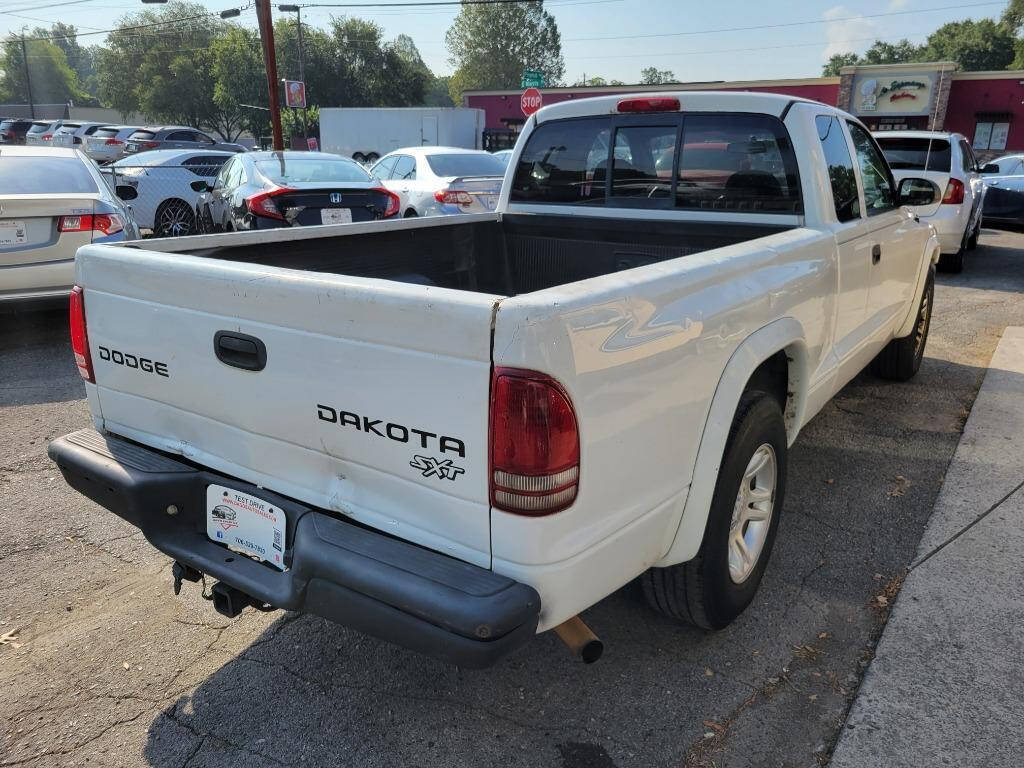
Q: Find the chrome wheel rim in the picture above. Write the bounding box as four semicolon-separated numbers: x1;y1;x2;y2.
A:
728;443;776;584
158;201;193;237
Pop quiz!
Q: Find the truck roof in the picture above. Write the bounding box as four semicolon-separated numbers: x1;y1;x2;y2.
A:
872;130;966;141
534;90;824;124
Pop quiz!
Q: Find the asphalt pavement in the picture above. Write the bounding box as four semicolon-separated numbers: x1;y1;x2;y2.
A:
2;229;1024;768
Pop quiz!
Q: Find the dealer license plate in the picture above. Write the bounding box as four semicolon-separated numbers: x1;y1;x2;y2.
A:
126;143;138;152
206;484;286;570
321;208;352;225
0;220;27;247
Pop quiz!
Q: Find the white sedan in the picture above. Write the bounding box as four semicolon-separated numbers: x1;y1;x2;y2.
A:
369;147;506;217
101;149;234;237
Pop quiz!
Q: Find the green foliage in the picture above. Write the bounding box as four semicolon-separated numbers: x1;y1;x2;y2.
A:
445;0;564;102
861;39;922;65
211;26;265;141
920;19;1015;71
822;53;859;77
281;104;318;138
640;67;676;85
0;35;87;106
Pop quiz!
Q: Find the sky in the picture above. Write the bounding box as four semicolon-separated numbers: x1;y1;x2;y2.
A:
0;0;1009;85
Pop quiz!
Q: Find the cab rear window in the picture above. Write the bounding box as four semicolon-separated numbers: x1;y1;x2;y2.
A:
510;113;802;213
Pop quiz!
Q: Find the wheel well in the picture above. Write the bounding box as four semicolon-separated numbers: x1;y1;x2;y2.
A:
744;347;803;440
156;198;191;214
404;208;418;217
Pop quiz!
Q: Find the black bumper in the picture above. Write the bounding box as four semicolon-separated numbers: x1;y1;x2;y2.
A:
48;429;540;668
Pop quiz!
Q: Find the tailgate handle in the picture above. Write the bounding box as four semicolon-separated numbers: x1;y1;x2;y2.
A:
214;331;266;371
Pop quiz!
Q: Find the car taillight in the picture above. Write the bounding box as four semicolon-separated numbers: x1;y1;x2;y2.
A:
143;140;159;149
69;285;94;383
58;214;124;235
371;187;401;217
104;138;124;145
245;187;294;220
942;178;965;205
490;367;580;515
41;133;53;141
434;189;474;206
617;97;681;113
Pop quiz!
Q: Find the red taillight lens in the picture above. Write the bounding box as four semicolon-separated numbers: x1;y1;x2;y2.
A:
942;178;965;205
372;187;400;217
143;141;159;149
41;133;53;141
245;187;293;220
104;138;124;146
617;97;680;113
58;214;124;235
490;367;580;515
69;285;94;383
434;188;474;206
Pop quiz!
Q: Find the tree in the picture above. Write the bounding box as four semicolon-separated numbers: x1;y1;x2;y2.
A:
640;67;676;84
822;52;859;76
861;39;921;65
423;75;455;107
0;35;85;105
211;26;265;141
445;0;564;103
920;19;1015;71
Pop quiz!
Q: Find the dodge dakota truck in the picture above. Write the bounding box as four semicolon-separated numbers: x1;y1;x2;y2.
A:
50;92;941;667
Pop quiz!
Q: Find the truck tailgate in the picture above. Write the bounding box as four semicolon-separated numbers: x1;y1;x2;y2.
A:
76;245;500;566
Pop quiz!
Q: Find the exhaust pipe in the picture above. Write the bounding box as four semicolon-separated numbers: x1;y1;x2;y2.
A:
553;615;603;663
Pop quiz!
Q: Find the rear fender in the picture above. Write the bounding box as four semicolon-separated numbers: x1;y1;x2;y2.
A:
655;317;808;566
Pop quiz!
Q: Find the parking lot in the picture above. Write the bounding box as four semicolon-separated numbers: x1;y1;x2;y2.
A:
0;227;1020;768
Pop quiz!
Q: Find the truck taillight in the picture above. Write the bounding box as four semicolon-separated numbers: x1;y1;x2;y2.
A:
490;367;580;515
617;97;681;113
69;285;94;383
372;187;401;217
58;214;124;235
245;187;294;220
434;189;474;206
942;178;965;205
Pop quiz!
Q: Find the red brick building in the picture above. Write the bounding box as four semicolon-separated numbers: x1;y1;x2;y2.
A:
464;62;1024;159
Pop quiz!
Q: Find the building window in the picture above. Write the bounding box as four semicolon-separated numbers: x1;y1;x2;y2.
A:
974;122;1010;151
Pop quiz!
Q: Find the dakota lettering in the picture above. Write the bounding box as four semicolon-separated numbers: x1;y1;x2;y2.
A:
362;417;383;437
317;404;337;423
386;423;409;442
316;405;466;458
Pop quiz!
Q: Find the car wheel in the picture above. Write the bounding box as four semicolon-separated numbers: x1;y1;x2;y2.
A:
871;268;934;381
154;199;197;238
641;391;787;630
966;221;979;250
937;248;964;273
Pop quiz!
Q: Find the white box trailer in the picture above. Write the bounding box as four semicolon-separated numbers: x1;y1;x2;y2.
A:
319;107;485;163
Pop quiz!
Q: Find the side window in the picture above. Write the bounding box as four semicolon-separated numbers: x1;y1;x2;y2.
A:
847;122;896;215
816;116;860;222
371;156;398;180
677;114;801;213
184;155;228;177
392;155;416;181
231;160;246;187
195;132;215;145
167;131;192;141
959;140;977;173
510;116;611;205
213;159;233;189
610;124;675;199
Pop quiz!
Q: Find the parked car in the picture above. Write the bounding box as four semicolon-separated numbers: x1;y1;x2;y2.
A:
50;121;108;148
874;130;986;272
0;118;34;145
0;146;139;304
100;149;234;237
980;153;1024;229
83;125;142;164
369;147;506;217
195;150;399;232
123;126;246;156
51;92;942;667
24;120;62;146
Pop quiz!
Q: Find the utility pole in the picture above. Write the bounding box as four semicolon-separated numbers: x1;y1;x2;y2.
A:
20;32;35;119
255;0;284;150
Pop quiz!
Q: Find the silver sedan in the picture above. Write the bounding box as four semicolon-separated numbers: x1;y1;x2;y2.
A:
369;147;506;217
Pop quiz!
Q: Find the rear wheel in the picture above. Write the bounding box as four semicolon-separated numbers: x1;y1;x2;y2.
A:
154;199;197;238
871;268;934;381
641;391;787;630
966;220;979;250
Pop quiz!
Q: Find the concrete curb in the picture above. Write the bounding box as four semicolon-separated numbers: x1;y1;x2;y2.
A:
829;327;1024;768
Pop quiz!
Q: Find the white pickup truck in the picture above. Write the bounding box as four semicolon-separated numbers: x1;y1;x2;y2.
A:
50;92;941;667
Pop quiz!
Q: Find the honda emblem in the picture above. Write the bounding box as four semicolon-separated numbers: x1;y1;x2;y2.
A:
329;193;342;204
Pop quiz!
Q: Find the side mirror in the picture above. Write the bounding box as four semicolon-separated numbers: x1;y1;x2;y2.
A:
898;177;939;207
190;179;210;192
115;185;138;201
980;163;1000;174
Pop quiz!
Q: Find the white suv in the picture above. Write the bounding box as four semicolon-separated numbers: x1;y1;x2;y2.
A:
874;131;984;273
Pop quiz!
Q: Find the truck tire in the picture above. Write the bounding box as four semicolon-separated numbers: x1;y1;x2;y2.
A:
870;269;934;382
641;391;787;630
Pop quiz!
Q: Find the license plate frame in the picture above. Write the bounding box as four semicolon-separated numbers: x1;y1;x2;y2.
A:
321;208;353;225
206;484;287;570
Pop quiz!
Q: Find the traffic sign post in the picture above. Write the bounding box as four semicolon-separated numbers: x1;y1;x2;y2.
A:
521;69;545;88
521;87;543;117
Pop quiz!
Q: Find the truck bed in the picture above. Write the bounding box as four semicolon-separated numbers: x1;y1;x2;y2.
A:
163;214;792;296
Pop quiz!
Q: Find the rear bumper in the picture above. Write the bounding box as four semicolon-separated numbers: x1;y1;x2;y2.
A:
48;429;541;668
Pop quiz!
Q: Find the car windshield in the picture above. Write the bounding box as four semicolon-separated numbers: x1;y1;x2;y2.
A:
875;137;951;172
0;156;98;193
255;157;370;183
425;153;506;178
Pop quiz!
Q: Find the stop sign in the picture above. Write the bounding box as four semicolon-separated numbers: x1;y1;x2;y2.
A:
521;87;543;116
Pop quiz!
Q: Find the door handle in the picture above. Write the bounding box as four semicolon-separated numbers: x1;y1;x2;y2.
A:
872;244;882;264
214;331;267;371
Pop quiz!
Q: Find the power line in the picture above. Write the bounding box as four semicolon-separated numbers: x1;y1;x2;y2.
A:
299;0;586;6
12;6;253;42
